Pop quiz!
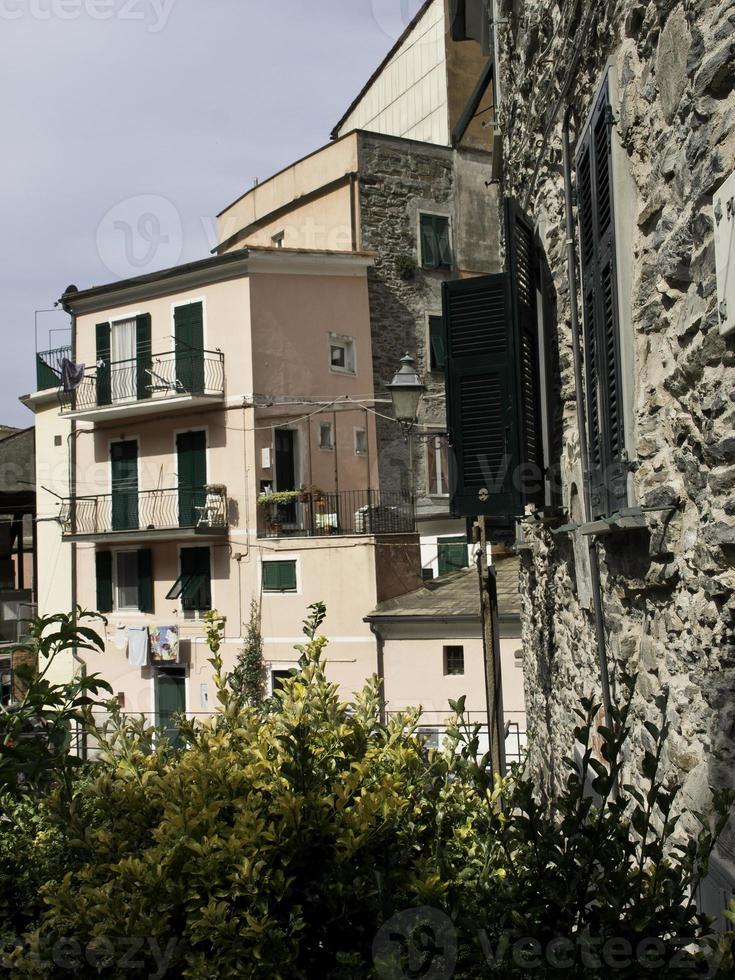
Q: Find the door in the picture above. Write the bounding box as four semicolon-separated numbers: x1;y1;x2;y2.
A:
111;440;138;531
275;429;297;525
155;669;186;748
174;302;205;395
110;318;137;403
177;431;207;527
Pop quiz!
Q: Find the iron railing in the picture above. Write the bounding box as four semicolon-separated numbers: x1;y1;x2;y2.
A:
258;489;414;538
36;345;72;391
59;348;225;413
62;486;228;537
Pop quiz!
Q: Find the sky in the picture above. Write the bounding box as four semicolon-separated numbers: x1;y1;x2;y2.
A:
0;0;425;425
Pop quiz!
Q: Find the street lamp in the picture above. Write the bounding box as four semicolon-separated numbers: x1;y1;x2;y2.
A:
387;353;451;446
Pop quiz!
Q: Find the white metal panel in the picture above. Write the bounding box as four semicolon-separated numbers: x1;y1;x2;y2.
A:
336;0;449;146
714;168;735;336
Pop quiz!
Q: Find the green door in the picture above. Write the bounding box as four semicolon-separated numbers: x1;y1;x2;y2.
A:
174;302;205;395
155;670;186;749
437;536;469;576
111;440;138;531
177;430;207;527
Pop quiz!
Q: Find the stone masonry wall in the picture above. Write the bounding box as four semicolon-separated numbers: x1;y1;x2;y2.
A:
496;0;735;859
356;133;499;511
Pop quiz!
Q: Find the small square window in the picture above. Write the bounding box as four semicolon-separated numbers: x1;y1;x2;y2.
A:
116;552;139;611
444;646;465;676
420;214;451;270
271;668;292;694
263;559;298;593
354;428;367;455
329;336;356;374
319;422;334;450
271;231;285;248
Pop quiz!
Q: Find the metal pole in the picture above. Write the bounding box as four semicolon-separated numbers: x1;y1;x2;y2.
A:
477;516;505;777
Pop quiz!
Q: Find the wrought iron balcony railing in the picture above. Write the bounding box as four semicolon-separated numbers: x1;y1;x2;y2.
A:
62;486;228;537
36;345;72;391
258;488;415;538
59;348;225;413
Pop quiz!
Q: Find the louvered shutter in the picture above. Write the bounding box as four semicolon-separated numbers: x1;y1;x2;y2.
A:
577;79;627;517
506;200;545;511
95;551;113;614
95;322;111;407
443;274;519;525
137;549;154;614
136;314;152;401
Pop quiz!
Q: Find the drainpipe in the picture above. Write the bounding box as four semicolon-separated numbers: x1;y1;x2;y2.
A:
368;621;386;724
562;106;615;746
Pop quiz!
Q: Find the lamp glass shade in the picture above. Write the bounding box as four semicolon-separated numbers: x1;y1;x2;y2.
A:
386;354;426;425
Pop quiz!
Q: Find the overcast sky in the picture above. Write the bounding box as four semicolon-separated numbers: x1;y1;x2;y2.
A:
0;0;424;425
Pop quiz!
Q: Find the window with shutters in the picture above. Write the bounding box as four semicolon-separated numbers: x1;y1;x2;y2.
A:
437;536;469;576
115;552;139;610
428;315;446;372
166;547;211;613
420;214;452;270
99;548;153;614
262;559;298;593
576;77;628;518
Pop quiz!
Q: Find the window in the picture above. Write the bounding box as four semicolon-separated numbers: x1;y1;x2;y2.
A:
444;646;465;676
319;422;334;450
420;214;451;270
576;76;627;518
429;315;446;371
262;559;297;593
271;231;285;248
270;668;292;694
115;552;139;610
354;428;367;456
418;727;441;749
426;436;450;496
166;547;211;612
329;336;356;374
437;536;468;576
422;568;435;582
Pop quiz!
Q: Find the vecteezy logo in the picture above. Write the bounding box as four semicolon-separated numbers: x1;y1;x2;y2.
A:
96;194;183;280
368;0;427;42
373;907;458;980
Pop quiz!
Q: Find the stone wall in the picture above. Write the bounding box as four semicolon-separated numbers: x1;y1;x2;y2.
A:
356;133;499;510
496;0;735;862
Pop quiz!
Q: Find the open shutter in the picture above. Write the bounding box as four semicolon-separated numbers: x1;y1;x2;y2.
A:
136;314;152;401
577;79;627;517
180;547;211;611
443;274;518;525
506;199;545;511
429;316;446;371
95;322;111;407
96;551;113;614
138;549;154;614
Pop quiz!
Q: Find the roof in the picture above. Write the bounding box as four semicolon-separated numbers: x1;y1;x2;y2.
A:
330;0;436;140
366;555;521;621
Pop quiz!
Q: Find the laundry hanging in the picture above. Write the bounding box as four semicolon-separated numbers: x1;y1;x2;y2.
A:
149;625;180;665
61;358;85;393
127;626;149;668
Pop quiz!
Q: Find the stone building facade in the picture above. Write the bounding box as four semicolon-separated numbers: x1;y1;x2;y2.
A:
487;0;735;912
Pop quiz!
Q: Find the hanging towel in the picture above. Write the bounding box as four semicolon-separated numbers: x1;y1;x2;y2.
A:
149;625;180;665
112;625;127;650
61;358;85;393
127;626;149;668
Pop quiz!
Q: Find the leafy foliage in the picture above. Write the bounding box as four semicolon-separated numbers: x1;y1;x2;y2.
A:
0;609;733;978
228;600;266;709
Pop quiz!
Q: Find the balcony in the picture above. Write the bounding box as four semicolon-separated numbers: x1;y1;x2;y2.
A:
61;486;228;543
258;488;415;539
58;349;225;422
36;345;72;392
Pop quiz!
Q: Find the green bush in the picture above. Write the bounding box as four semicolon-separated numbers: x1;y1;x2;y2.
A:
1;606;733;978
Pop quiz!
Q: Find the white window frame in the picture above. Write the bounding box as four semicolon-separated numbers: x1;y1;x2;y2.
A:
260;553;302;597
354;427;368;456
328;333;356;375
113;550;140;613
268;664;296;696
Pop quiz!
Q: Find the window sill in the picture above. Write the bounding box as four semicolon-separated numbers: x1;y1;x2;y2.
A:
329;367;356;377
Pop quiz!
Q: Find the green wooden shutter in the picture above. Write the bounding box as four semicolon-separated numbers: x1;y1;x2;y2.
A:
421;215;451;270
136;314;152;401
96;322;111;407
429;316;446;371
174;302;205;395
155;672;186;748
137;549;154;613
95;550;113;613
263;560;296;592
111;440;138;531
438;536;468;575
576;78;626;518
177;430;207;527
506;199;545;511
180;547;211;611
436;217;452;268
443;274;517;527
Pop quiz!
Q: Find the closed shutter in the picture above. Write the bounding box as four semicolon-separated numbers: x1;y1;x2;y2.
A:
111;440;138;531
137;549;154;614
577;79;627;518
96;322;111;407
174;302;205;395
136;314;152;401
180;547;211;611
263;560;297;592
438;536;468;575
421;215;451;270
177;430;207;527
95;551;113;614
